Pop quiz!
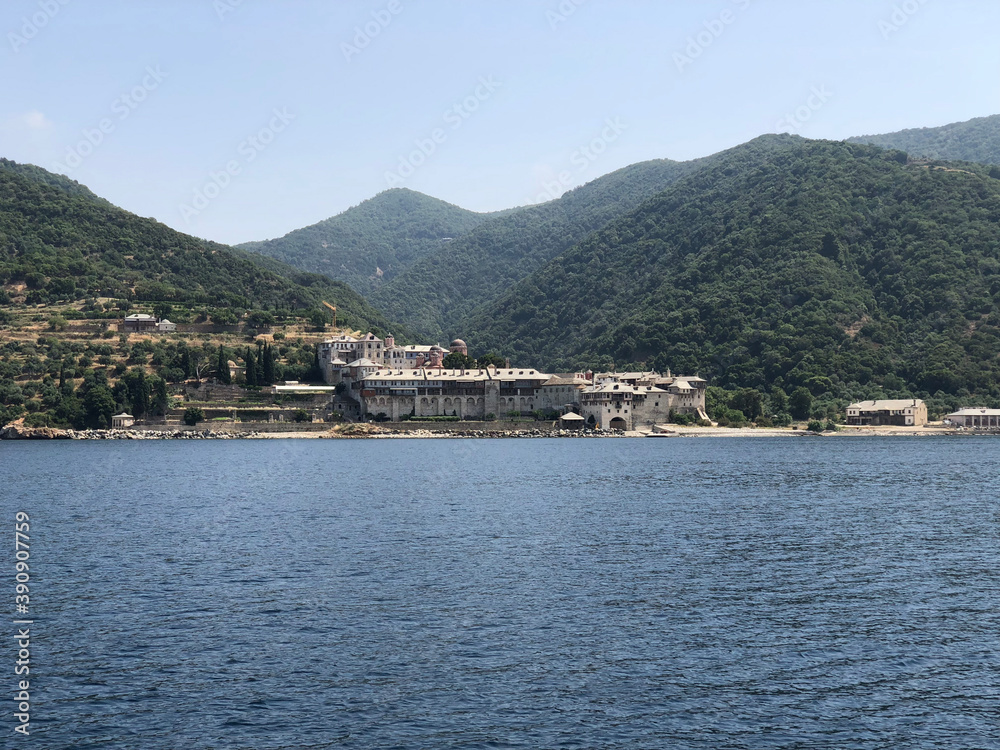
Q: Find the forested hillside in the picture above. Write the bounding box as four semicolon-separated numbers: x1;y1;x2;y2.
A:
466;139;1000;408
0;158;397;334
239;188;496;293
848;115;1000;167
368;153;760;339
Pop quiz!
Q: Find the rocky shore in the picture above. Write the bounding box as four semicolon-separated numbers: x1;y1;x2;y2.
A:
0;422;612;440
333;428;617;439
2;421;971;441
0;424;265;440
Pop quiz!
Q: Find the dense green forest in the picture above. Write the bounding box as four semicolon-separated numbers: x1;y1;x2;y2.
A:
848;114;1000;167
239;188;497;293
466;138;1000;413
367;155;747;340
0;158;398;334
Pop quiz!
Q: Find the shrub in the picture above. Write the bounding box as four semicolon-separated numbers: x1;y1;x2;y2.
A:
183;407;205;426
807;420;824;433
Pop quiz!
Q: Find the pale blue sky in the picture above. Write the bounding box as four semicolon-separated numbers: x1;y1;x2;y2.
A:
2;0;998;245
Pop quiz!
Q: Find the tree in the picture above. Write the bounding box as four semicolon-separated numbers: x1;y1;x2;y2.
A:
153;302;173;320
769;387;788;415
216;345;231;384
731;388;763;421
183;407;204;426
443;352;474;368
83;384;116;429
244;347;258;387
150;376;169;416
308;309;327;330
118;368;151;418
245;310;275;329
477;353;507;368
305;346;323;383
789;387;813;421
261;343;275;385
292;409;310;423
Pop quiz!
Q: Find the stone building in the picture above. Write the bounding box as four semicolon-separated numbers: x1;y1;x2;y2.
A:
123;314;158;333
359;366;551;421
535;375;591;413
579;383;671;430
385;344;435;370
846;399;927;426
318;333;385;383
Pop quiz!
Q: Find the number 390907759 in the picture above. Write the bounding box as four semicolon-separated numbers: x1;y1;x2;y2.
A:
15;512;30;606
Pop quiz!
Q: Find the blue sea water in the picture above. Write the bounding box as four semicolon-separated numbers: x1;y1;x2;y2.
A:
2;436;999;749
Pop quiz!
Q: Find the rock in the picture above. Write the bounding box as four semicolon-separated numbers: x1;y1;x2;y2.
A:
0;420;70;440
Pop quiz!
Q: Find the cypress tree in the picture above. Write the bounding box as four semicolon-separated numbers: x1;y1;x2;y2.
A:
217;345;231;384
310;346;322;383
245;347;257;387
262;343;275;385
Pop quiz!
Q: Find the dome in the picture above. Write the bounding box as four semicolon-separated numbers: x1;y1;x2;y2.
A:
430;344;445;352
451;339;466;348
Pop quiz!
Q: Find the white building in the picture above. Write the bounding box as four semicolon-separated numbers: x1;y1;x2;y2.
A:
385;344;436;370
945;408;1000;429
318;333;385;383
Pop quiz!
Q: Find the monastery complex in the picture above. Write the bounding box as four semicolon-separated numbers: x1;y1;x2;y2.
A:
315;332;709;430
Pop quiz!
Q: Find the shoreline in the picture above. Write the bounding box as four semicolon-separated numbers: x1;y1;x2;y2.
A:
0;423;988;441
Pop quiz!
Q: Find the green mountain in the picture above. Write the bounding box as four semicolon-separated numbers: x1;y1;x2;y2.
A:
368;154;743;340
848;114;1000;167
238;188;496;293
465;138;1000;405
0;158;396;333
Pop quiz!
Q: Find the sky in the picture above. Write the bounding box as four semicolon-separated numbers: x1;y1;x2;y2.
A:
2;0;999;246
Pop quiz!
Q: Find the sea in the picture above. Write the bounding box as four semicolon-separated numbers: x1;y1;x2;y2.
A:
2;436;998;749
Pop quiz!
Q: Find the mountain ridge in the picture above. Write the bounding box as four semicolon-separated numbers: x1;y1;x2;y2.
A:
0;158;400;335
847;114;1000;167
237;188;500;294
463;138;1000;411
